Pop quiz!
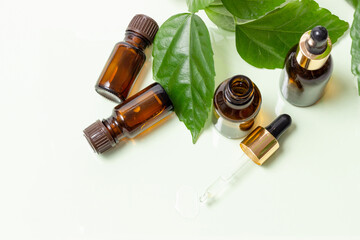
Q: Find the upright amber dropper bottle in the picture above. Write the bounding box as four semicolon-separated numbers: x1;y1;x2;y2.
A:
279;26;333;107
84;83;173;154
95;14;159;103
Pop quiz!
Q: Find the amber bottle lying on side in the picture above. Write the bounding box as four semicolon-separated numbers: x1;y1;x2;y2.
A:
95;14;159;103
84;83;173;154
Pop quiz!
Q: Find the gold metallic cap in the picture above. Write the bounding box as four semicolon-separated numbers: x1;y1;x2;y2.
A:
240;114;291;165
240;127;279;165
296;30;332;71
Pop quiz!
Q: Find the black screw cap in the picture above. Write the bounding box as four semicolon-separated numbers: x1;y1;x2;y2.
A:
306;26;328;55
265;114;292;140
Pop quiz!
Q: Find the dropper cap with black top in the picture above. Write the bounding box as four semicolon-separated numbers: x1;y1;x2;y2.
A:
265;114;292;139
240;114;292;165
296;25;332;71
200;114;293;204
306;26;328;55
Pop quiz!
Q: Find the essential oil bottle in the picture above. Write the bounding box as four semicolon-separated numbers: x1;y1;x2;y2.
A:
95;14;159;103
84;83;173;154
279;26;333;107
212;75;262;139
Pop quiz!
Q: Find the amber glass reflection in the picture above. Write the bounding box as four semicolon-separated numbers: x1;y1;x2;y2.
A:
95;32;150;103
103;83;173;142
280;45;333;107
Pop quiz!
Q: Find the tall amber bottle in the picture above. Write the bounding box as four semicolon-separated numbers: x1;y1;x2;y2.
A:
84;83;173;154
213;75;262;139
279;26;333;107
95;14;159;103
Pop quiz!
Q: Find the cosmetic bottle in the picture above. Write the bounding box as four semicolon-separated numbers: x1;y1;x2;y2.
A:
84;83;173;154
201;114;292;204
213;75;262;139
279;26;333;107
95;14;159;103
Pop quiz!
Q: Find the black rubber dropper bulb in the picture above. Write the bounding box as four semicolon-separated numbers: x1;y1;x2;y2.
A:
306;26;328;55
265;114;292;139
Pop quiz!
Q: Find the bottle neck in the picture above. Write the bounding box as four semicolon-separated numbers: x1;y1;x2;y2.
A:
103;115;125;143
295;30;332;71
124;31;150;50
224;75;254;109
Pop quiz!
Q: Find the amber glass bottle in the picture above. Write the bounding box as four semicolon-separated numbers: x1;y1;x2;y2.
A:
84;83;173;154
279;26;333;107
95;14;159;103
213;75;262;139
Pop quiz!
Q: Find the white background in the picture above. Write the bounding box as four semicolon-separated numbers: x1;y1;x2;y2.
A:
1;0;360;239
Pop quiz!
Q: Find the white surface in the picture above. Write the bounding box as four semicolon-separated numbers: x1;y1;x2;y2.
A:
1;0;360;239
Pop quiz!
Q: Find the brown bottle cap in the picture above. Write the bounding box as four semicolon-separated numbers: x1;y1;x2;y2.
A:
83;120;115;154
126;14;159;43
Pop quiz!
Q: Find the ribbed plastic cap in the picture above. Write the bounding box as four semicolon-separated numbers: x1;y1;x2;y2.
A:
126;14;159;43
83;120;115;154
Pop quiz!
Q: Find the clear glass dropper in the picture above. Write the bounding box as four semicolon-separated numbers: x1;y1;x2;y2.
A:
200;152;256;203
200;114;292;204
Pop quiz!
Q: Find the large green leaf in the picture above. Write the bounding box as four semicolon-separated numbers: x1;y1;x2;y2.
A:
205;0;236;31
351;3;360;95
187;0;215;13
346;0;358;8
222;0;286;20
236;0;349;69
152;13;215;143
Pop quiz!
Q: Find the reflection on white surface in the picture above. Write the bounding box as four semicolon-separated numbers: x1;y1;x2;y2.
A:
175;186;199;219
200;153;257;204
211;124;226;148
275;91;286;116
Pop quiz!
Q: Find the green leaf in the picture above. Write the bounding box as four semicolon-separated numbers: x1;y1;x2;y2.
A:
205;1;236;31
222;0;286;20
152;13;215;143
346;0;358;8
235;0;349;69
350;3;360;95
187;0;215;13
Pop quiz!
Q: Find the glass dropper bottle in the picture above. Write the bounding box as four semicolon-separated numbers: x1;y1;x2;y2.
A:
200;114;292;204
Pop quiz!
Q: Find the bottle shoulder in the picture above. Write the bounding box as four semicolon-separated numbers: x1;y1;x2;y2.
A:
114;42;147;58
285;46;333;82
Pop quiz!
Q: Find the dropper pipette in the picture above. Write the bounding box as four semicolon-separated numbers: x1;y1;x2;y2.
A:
200;114;292;204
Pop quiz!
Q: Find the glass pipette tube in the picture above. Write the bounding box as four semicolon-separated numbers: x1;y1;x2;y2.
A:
200;152;256;203
200;114;292;204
